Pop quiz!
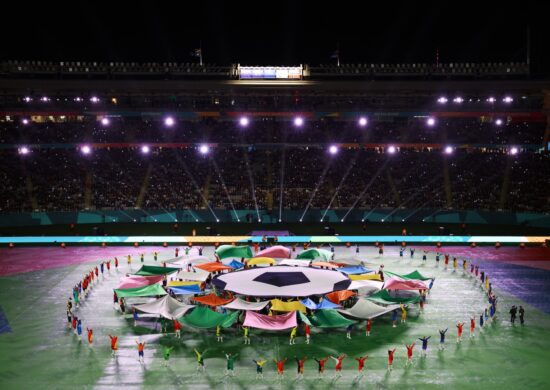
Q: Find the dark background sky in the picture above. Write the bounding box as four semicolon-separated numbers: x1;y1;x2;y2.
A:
1;1;547;75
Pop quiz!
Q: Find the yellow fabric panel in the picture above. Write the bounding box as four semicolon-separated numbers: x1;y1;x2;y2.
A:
349;273;382;281
270;299;307;313
248;257;276;265
167;280;201;287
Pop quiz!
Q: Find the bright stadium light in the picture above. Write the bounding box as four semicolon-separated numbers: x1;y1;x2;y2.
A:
329;145;339;155
74;97;83;102
437;97;448;104
444;146;454;154
90;96;100;103
100;117;110;126
199;144;209;155
358;116;368;127
164;116;175;127
486;97;496;103
294;116;304;127
21;118;30;125
141;145;150;154
509;147;519;155
23;96;32;102
495;118;503;126
387;145;397;154
503;96;513;103
18;146;30;155
80;145;92;155
453;97;464;103
40;96;50;102
426;117;436;126
239;116;250;127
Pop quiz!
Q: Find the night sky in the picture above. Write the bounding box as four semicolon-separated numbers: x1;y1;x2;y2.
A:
1;1;547;75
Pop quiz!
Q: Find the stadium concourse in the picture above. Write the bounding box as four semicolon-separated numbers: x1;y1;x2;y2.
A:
1;244;550;389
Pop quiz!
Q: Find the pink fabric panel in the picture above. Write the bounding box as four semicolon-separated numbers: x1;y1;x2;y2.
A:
254;246;291;259
117;275;164;289
243;310;297;330
384;277;428;290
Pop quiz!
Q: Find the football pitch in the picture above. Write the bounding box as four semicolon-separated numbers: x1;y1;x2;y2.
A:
1;245;549;389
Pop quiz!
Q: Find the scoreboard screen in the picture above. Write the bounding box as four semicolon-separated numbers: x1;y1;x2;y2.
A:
239;65;302;80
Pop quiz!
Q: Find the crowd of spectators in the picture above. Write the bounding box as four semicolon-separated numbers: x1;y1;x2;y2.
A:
0;147;548;214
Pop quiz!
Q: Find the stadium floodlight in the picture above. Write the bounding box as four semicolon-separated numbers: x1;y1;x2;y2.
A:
23;96;32;102
503;96;513;103
90;96;100;103
40;96;50;102
509;147;519;155
278;219;282;222
21;118;29;125
444;146;454;154
437;97;448;104
387;145;397;154
239;116;250;127
216;219;220;222
164;116;175;127
453;97;464;103
80;145;92;155
199;144;209;154
141;145;150;154
486;97;496;103
358;116;368;127
74;97;83;102
18;146;30;155
293;116;304;127
495;119;503;126
299;219;303;222
426;117;436;126
100;117;110;126
329;145;339;155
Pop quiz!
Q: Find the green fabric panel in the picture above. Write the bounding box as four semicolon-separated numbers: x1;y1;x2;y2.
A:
298;310;312;325
402;270;433;281
296;249;332;260
179;306;239;329
366;290;421;305
215;245;253;259
114;284;167;298
384;270;432;281
306;309;356;328
134;265;180;276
